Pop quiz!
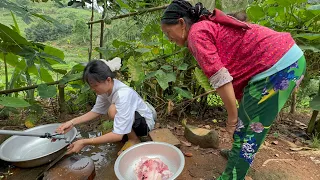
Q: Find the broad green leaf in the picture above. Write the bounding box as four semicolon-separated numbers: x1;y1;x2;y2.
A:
0;23;29;45
310;96;320;111
43;45;64;64
60;72;83;84
10;11;20;35
174;87;193;99
161;65;172;71
0;97;30;107
52;64;71;71
178;63;188;70
112;39;129;48
0;53;19;67
127;56;145;83
71;63;86;72
267;7;282;17
145;71;157;80
155;70;176;90
37;84;56;98
247;5;265;21
135;48;151;53
294;33;320;40
194;67;212;92
39;68;54;83
39;52;65;65
277;0;292;6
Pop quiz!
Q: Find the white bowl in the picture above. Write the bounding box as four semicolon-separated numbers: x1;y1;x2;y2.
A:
114;142;185;180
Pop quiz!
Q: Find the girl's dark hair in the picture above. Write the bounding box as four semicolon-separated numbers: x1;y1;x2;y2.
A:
83;60;115;84
161;0;211;26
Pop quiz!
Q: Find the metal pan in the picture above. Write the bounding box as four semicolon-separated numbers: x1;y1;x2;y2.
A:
0;123;77;168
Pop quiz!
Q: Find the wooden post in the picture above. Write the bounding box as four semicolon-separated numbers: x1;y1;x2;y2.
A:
99;0;107;59
58;84;66;114
88;1;94;61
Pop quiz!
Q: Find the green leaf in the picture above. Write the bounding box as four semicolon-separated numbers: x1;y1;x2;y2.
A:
43;45;64;64
310;96;320;111
37;84;56;98
10;11;20;35
174;87;193;99
161;65;172;71
155;70;176;90
0;97;30;107
127;56;145;83
39;68;54;83
194;67;212;92
0;23;29;45
52;64;71;71
71;63;86;72
178;63;188;70
60;72;83;84
115;0;134;12
0;53;19;67
247;5;265;21
135;48;151;53
294;33;320;40
145;71;157;80
112;39;129;48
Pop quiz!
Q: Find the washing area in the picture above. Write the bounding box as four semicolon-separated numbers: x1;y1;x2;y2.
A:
0;124;185;180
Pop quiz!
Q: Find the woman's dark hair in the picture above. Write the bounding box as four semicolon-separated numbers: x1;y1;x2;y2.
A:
161;0;246;27
161;0;211;27
83;60;115;84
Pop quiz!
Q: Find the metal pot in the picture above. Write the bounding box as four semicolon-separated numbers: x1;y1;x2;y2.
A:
0;123;77;168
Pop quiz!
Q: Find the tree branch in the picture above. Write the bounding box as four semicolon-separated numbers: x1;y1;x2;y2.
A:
87;5;169;25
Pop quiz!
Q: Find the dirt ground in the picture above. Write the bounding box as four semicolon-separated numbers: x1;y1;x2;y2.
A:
162;111;320;180
1;109;320;180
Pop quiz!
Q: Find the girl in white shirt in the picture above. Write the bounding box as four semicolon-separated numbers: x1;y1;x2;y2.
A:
56;58;156;155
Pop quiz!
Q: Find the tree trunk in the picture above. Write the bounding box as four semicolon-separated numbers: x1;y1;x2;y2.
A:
307;110;319;134
290;88;297;114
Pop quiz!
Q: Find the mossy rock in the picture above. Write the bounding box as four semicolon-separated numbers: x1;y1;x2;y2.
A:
182;119;219;149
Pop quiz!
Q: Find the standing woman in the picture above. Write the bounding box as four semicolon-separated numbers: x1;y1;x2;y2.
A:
161;0;305;179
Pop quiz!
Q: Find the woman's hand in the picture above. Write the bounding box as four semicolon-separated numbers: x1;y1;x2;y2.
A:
56;120;74;134
66;139;86;154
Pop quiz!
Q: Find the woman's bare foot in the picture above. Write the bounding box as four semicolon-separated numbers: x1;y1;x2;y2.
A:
117;139;141;156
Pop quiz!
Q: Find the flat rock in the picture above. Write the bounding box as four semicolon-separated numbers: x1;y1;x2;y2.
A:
149;128;180;147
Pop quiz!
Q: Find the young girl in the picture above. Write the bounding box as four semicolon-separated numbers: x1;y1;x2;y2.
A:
56;58;156;155
161;0;306;179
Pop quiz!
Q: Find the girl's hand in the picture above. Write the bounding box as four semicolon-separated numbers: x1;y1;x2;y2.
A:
66;139;86;154
56;120;74;134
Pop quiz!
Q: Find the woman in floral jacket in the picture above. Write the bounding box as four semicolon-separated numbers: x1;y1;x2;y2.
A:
160;0;306;179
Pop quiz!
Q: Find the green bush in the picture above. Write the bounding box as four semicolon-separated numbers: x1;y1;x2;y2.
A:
25;22;72;42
